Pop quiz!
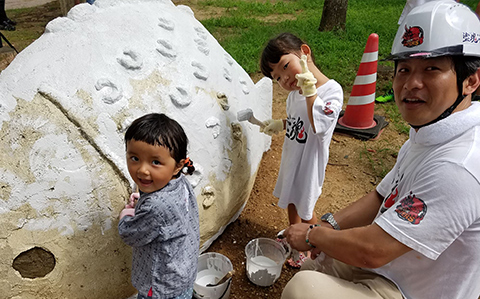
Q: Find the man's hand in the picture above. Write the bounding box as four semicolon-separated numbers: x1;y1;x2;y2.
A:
284;223;314;252
295;55;317;97
260;119;284;136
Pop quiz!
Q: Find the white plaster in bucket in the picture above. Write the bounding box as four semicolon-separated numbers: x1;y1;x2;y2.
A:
0;0;272;298
245;238;289;287
194;252;233;299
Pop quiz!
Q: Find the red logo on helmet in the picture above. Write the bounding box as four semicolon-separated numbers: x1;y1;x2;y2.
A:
402;25;424;48
395;192;427;225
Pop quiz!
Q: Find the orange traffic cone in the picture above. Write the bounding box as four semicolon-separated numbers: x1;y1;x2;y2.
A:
338;33;379;129
335;33;388;140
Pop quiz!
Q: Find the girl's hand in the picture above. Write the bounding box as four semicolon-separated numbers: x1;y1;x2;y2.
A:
260;119;284;136
284;223;313;252
310;247;323;260
126;192;139;208
119;208;135;219
295;55;317;97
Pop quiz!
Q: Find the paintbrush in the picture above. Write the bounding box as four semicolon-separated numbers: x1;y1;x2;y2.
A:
206;270;235;287
237;108;265;128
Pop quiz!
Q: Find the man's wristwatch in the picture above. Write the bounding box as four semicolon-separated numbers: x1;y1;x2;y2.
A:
320;213;340;230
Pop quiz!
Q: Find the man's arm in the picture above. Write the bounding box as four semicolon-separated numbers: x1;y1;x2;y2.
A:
334;189;384;229
311;223;411;268
284;190;411;268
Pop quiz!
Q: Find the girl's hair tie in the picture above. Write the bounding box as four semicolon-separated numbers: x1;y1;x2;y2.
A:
184;157;193;167
183;157;195;175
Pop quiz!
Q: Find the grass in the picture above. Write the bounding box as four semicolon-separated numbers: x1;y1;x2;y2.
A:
201;0;402;89
360;141;399;179
382;102;410;135
201;0;479;86
1;1;63;52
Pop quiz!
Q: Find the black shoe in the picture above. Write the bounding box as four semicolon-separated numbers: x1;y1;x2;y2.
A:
0;20;15;31
5;18;17;26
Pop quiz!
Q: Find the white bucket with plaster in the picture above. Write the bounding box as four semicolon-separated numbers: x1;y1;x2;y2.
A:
245;238;290;287
193;252;233;299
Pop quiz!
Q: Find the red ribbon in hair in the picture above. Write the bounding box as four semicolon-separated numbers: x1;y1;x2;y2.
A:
184;157;193;168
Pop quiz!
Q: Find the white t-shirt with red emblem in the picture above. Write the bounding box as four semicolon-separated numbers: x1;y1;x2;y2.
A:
373;102;480;299
273;80;343;221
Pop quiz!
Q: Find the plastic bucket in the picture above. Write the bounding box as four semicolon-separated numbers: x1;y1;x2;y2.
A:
193;252;233;299
245;238;290;287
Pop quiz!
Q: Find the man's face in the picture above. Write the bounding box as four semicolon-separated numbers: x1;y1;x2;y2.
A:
393;57;458;127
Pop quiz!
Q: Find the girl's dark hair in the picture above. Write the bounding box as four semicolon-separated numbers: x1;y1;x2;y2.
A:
260;32;315;79
125;113;195;175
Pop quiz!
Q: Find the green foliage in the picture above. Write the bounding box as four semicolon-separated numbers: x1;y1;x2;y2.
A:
359;141;399;179
200;0;405;87
1;1;63;53
461;0;480;10
200;0;480;95
383;102;410;135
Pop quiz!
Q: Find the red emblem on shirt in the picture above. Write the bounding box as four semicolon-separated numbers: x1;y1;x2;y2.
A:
380;173;403;214
323;101;334;115
395;192;427;225
385;188;398;208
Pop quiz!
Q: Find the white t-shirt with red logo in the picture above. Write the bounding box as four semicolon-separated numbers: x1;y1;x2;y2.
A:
373;102;480;299
274;80;343;220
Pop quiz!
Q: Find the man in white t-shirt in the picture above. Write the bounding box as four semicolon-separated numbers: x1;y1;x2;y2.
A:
281;2;480;299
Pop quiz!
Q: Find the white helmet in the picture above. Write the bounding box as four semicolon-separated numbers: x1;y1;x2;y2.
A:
389;0;480;60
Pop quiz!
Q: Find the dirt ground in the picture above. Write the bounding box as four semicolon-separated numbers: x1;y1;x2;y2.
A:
1;2;409;298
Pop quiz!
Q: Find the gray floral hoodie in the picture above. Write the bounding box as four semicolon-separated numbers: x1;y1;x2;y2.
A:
118;174;199;298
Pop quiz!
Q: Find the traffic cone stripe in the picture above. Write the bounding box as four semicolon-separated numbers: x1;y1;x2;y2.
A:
338;33;379;129
361;51;378;62
349;83;376;105
353;73;377;85
357;61;378;76
351;81;376;93
348;93;376;106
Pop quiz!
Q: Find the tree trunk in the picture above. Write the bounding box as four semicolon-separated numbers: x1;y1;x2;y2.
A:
58;0;86;16
318;0;348;32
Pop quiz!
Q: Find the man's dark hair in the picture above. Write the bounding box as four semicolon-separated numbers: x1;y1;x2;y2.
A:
125;113;188;164
452;56;480;93
260;32;315;78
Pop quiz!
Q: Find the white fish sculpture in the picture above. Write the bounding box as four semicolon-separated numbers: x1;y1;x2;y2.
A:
0;0;272;297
